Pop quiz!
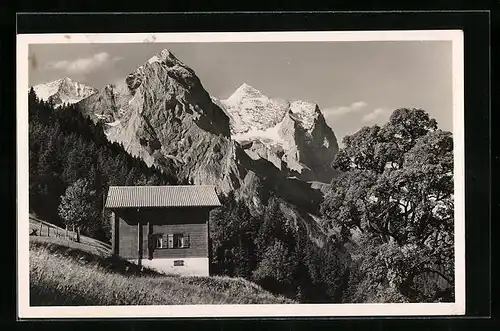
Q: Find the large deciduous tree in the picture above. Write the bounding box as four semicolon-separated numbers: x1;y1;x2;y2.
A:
321;108;454;302
58;178;99;242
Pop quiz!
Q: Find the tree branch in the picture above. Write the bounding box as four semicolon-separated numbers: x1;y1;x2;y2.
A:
417;267;453;285
420;230;435;246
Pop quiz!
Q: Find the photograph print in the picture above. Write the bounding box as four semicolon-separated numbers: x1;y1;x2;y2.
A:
17;31;465;318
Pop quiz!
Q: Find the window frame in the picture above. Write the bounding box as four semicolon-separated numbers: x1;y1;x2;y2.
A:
155;234;164;249
153;233;190;249
173;233;184;249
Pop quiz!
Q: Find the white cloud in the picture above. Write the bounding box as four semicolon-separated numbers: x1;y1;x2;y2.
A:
45;52;122;74
362;107;389;122
323;101;368;117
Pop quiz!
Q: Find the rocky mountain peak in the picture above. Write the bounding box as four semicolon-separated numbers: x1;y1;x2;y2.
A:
289;100;321;131
31;78;97;107
215;85;338;183
227;83;264;101
147;48;182;66
59;76;73;84
220;84;290;135
77;47;234;188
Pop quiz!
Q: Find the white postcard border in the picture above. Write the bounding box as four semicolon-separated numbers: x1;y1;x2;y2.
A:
16;30;465;318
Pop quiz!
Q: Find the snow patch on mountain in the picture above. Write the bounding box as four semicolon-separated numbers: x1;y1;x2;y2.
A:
219;83;290;134
148;55;160;64
32;77;97;107
289;100;319;131
33;80;62;101
106;120;121;127
232;113;290;149
214;83;339;183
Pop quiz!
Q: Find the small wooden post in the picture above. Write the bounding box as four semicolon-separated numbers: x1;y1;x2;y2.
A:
147;221;151;260
137;221;142;267
65;224;68;240
111;211;115;255
39;221;43;237
76;226;80;243
47;226;50;237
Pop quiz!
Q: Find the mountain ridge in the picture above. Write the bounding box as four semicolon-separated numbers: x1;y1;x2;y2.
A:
215;83;339;182
32;77;98;107
72;48;342;247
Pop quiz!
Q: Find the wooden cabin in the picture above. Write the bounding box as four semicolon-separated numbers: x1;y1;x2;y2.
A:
105;185;221;276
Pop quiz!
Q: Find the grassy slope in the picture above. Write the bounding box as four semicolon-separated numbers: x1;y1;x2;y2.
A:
29;228;293;306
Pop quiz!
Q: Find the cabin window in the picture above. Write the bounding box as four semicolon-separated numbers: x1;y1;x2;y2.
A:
155;233;190;249
172;233;190;248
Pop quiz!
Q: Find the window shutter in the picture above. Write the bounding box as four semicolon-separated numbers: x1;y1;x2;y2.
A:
156;235;163;249
168;234;174;248
184;234;190;248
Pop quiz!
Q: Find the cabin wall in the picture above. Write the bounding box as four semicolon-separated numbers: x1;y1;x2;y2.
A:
117;214;143;259
112;207;210;261
111;211;118;255
150;222;208;258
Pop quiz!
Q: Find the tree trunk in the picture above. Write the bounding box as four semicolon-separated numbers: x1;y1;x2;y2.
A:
76;226;81;243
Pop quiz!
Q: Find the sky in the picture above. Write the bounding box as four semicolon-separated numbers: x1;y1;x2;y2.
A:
29;41;453;142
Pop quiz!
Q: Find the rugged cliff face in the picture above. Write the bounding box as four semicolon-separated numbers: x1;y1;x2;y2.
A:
78;50;243;193
32;77;97;107
214;84;339;183
75;48;342;246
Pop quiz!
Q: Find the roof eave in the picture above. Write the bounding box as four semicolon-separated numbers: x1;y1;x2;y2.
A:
105;204;222;209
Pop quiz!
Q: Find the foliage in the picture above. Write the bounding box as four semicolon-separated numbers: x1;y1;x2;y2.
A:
209;192;259;278
253;241;293;282
210;192;349;303
321;108;454;302
58;179;98;241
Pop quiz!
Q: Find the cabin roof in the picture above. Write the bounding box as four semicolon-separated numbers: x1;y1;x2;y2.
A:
105;185;222;209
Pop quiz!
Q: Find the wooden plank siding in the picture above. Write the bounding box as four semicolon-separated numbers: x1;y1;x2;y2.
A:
118;215;141;259
149;222;208;259
112;207;210;261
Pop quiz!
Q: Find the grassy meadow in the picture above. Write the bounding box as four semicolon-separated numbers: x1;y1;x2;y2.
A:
29;236;293;306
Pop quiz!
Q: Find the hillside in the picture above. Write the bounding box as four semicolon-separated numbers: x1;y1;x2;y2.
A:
29;225;293;306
